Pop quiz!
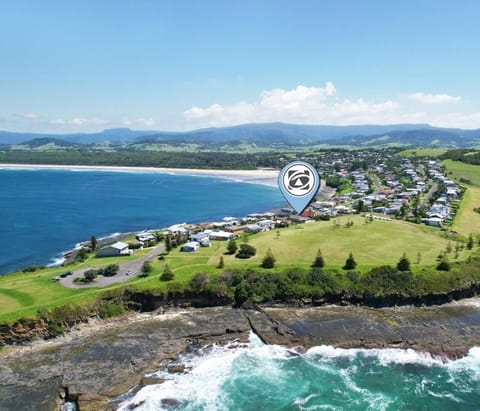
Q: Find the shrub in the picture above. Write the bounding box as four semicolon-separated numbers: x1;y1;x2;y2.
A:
397;253;411;272
226;239;238;255
343;252;357;270
311;249;325;268
160;264;174;281
261;249;276;269
236;244;256;259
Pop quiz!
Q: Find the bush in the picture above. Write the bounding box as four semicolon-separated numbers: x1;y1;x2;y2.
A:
142;261;153;274
99;302;126;319
160;264;174;281
397;253;410;272
226;239;238;255
261;249;276;269
437;256;451;271
236;244;256;259
343;252;357;270
189;272;210;291
311;249;325;268
103;264;119;276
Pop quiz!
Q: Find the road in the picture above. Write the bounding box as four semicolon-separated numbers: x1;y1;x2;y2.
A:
59;243;165;289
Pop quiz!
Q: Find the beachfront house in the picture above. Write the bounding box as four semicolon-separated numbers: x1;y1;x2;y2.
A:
136;232;156;242
97;241;131;257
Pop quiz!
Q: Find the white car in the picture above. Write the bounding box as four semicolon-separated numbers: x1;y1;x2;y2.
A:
125;270;132;276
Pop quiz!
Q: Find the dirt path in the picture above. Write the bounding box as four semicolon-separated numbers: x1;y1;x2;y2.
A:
59;243;165;288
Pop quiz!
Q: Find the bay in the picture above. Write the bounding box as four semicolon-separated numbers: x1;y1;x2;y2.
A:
0;169;283;274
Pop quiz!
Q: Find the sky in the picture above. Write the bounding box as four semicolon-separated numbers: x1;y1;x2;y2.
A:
2;0;480;133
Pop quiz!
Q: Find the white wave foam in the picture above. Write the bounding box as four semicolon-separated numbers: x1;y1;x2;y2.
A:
46;255;66;267
118;337;480;411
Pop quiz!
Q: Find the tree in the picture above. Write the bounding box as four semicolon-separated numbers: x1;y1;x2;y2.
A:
416;252;422;264
236;244;256;259
226;239;238;255
311;249;325;268
343;252;357;270
261;248;276;269
437;255;451;271
103;264;119;276
160;264;174;281
217;256;225;269
356;200;364;213
165;235;172;252
142;261;153;274
467;233;474;250
90;235;97;251
397;253;410;271
234;281;250;306
83;270;97;282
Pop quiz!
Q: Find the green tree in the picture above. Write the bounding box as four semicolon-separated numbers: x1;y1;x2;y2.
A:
217;256;225;269
437;255;451;271
397;253;410;271
165;235;172;252
142;261;153;274
234;281;250;306
236;244;256;259
83;270;97;282
261;248;276;269
90;235;97;251
226;239;238;255
343;252;357;270
467;233;474;250
416;252;422;264
311;249;325;268
160;264;174;281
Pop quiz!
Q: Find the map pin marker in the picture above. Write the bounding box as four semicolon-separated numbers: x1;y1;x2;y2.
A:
278;161;320;214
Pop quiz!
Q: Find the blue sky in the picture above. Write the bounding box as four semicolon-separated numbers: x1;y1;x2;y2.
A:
2;0;480;132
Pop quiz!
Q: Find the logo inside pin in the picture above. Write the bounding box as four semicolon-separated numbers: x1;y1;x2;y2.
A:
278;161;320;214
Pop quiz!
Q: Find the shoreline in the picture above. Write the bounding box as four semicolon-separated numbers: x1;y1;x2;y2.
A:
0;163;280;187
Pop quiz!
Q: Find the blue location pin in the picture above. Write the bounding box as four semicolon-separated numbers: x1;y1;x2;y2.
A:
278;161;320;214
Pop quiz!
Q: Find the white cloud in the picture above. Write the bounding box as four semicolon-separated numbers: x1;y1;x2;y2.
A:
22;112;40;120
50;117;108;126
407;92;461;104
121;117;156;128
184;82;416;127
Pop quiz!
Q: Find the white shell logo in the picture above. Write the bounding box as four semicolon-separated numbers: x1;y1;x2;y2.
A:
283;164;316;197
278;161;320;214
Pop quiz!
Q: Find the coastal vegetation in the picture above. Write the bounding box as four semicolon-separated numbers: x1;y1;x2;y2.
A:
0;214;478;329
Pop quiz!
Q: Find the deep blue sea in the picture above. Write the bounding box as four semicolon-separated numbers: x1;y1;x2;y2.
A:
0;168;283;274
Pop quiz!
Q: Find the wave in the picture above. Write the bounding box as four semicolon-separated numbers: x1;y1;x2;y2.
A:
117;333;480;411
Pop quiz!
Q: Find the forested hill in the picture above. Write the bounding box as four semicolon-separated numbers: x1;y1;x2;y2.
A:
2;122;480;147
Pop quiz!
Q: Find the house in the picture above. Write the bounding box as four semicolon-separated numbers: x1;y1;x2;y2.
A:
190;232;209;243
422;217;443;227
97;241;131;257
136;232;156;242
245;224;264;233
181;241;200;252
167;224;189;236
208;230;235;240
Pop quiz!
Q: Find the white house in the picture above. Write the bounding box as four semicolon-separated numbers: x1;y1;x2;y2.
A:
136;232;156;242
209;230;235;240
97;241;131;257
181;241;200;252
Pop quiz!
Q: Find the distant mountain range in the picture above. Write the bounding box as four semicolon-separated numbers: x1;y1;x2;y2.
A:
1;122;480;148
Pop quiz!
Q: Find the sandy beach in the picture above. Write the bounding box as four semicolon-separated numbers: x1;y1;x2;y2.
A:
0;163;279;187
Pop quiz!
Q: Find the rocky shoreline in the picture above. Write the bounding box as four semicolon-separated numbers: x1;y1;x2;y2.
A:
1;298;480;410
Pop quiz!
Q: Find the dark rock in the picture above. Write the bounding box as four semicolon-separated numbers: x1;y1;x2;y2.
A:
140;376;168;385
161;398;181;407
167;364;186;374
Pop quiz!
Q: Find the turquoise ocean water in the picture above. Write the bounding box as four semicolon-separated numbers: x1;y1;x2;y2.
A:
118;332;480;411
0;168;283;274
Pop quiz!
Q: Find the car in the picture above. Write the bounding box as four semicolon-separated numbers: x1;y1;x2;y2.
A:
125;270;132;276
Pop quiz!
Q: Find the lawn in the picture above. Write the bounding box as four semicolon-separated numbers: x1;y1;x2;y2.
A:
442;160;480;236
0;215;469;323
396;148;447;158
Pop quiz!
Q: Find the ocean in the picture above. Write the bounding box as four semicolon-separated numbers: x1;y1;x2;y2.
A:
117;332;480;411
0;168;283;274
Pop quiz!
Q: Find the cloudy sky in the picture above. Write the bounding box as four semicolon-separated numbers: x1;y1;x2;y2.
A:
2;0;480;133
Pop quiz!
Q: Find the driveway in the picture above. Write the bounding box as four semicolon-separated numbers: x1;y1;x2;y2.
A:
59;243;165;288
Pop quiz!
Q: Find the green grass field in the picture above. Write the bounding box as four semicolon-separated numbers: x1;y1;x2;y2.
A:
0;212;472;324
441;160;480;236
396;148;447;158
